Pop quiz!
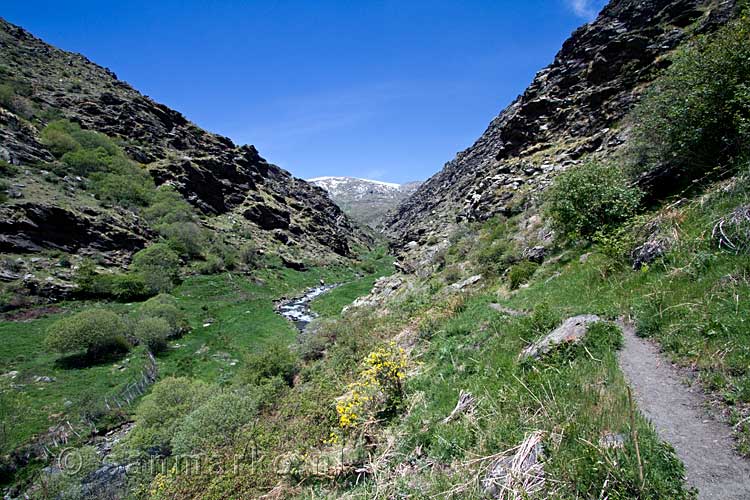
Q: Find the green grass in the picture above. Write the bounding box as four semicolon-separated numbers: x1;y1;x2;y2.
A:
0;305;148;455
311;251;393;318
0;249;392;486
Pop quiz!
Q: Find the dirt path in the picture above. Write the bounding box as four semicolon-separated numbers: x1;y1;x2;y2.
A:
617;320;750;499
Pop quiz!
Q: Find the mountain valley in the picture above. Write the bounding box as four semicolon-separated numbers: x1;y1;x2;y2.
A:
2;1;750;498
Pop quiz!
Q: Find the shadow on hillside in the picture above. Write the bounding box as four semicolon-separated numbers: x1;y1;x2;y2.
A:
54;344;130;370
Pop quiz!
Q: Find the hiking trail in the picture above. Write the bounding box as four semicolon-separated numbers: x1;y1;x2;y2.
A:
617;319;750;499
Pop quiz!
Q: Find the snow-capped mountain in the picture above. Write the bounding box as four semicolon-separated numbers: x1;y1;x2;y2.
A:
308;176;421;228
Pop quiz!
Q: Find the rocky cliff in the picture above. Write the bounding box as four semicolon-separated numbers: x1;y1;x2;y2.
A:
308;176;421;229
386;0;737;252
0;18;368;268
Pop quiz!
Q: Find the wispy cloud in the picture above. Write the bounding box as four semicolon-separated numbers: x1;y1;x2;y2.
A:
235;81;411;150
566;0;605;20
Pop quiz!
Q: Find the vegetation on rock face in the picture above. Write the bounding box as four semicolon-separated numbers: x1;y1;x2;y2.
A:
544;161;642;241
628;12;750;190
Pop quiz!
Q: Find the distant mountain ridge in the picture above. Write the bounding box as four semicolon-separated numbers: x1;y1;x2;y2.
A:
308;176;421;229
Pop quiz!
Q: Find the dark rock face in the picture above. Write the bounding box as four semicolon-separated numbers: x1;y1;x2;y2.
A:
386;0;737;251
243;204;291;230
0;18;367;260
0;203;152;254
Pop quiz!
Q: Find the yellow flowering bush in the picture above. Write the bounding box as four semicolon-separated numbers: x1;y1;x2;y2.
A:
335;343;407;433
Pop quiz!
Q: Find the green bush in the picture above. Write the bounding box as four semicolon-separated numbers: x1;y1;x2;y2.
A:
0;84;13;109
102;273;150;300
90;170;154;207
61;147;112;176
475;241;517;276
40;120;80;157
0;180;8;204
160;221;206;257
196;253;225;274
239;343;297;386
122;377;212;456
171;391;261;455
134;316;171;353
508;261;539;289
74;262;150;300
239;243;261;269
628;13;750;188
545;161;642;241
0;160;17;178
143;187;197;226
45;309;129;357
206;238;238;269
40;119;120;158
138;294;186;336
131;243;181;293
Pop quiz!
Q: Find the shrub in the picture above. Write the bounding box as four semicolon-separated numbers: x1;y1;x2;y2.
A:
41;119;120;158
40;120;82;157
0;84;13;109
239;343;297;386
143;187;196;226
206;238;238;269
138;294;186;336
160;222;206;257
131;244;181;293
102;273;151;300
475;241;517;276
508;261;539;289
545;161;642;241
0;180;8;204
90;170;154;207
61;147;112;176
74;262;150;300
239;243;261;269
123;377;212;456
134;316;171;353
171;391;260;455
196;254;225;274
45;309;129;357
335;343;407;433
628;13;750;188
0;159;18;177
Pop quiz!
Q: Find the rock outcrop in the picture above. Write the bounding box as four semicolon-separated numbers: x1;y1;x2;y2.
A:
0;18;369;264
386;0;737;254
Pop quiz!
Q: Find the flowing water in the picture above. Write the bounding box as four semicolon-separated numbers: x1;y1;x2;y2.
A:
275;284;338;331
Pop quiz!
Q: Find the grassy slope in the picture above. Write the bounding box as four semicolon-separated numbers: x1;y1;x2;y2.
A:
311;249;394;318
264;177;750;499
0;251;391;465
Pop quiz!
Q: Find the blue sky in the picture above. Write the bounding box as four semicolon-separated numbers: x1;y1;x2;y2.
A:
3;0;607;183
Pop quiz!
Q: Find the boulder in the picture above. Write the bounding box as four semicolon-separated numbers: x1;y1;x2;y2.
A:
448;275;482;291
523;245;546;263
521;314;600;359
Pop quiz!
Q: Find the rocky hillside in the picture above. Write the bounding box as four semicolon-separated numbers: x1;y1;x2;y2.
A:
386;0;737;253
308;176;421;228
0;17;369;288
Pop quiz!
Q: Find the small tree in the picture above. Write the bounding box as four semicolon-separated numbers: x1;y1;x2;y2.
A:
134;316;171;353
544;161;642;241
45;309;129;357
138;294;186;336
627;13;750;187
131;243;181;293
122;377;212;455
239;343;297;386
